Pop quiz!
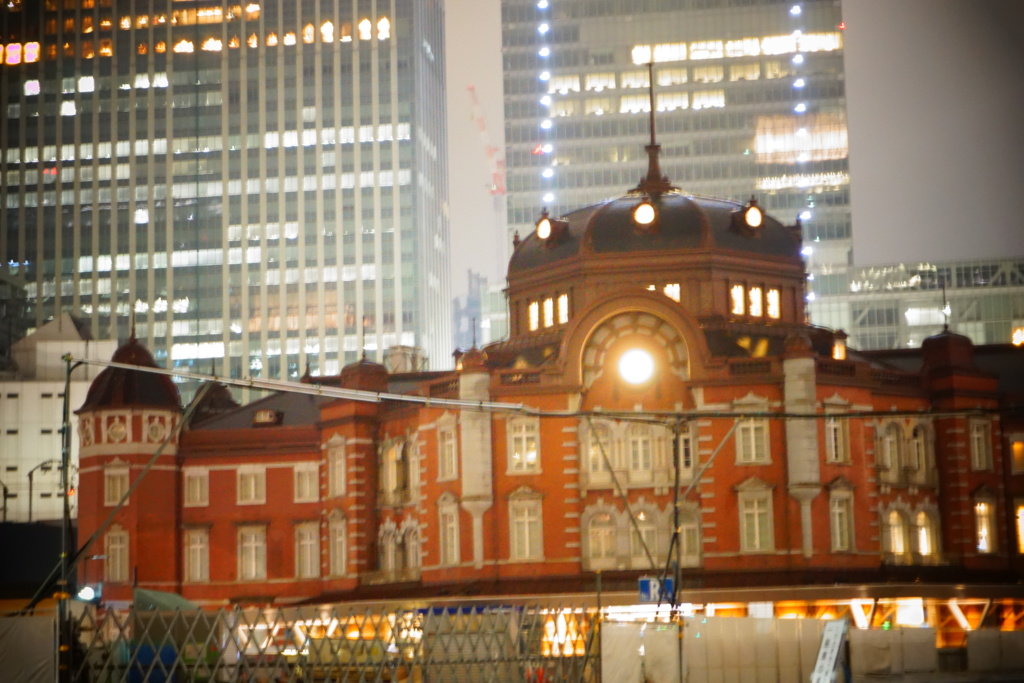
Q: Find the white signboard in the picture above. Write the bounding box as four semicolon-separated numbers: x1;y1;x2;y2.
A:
810;619;848;683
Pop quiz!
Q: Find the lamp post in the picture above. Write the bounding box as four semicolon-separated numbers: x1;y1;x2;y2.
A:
27;459;58;522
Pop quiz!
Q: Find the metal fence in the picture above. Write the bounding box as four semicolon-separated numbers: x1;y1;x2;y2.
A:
68;602;599;682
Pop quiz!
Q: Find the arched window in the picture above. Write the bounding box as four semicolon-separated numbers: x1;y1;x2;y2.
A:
886;510;909;557
880;423;903;471
915;510;938;559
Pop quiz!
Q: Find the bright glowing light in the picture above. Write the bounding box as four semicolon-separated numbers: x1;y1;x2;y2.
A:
794;103;807;113
539;47;550;57
793;78;806;88
77;586;96;601
538;23;549;34
539;71;551;81
790;5;802;15
542;144;554;153
537;0;549;7
744;205;762;228
633;202;656;225
537;218;552;239
540;119;553;129
800;210;812;220
540;95;552;106
542;168;554;178
801;246;813;256
543;193;555;203
619;349;655;385
792;54;804;64
806;292;816;301
1013;327;1024;346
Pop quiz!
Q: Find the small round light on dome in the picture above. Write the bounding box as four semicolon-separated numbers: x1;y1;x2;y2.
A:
619;349;655;385
537;218;552;239
744;205;762;228
633;201;656;226
77;586;96;601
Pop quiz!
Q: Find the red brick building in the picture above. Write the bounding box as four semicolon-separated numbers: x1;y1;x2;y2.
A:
76;156;1024;626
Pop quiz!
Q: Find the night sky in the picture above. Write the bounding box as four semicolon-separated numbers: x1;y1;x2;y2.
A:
444;0;1024;300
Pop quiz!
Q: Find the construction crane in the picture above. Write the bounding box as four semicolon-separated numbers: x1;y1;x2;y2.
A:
467;84;506;196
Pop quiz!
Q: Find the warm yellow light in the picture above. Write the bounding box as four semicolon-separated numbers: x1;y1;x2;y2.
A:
766;289;781;319
730;285;745;316
744;205;762;228
1013;327;1024;346
536;218;552;239
832;340;846;360
633;201;656;226
619;349;654;385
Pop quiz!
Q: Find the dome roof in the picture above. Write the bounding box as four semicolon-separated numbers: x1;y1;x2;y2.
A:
78;336;181;412
508;191;800;275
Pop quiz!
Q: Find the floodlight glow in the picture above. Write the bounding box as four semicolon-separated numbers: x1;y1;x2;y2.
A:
619;349;655;385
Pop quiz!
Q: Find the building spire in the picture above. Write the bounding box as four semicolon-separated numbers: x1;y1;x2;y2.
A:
635;61;675;196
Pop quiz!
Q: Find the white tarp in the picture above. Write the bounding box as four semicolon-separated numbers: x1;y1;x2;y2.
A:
0;614;55;683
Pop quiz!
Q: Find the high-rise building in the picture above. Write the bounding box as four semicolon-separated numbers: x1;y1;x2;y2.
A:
0;0;451;384
500;0;850;263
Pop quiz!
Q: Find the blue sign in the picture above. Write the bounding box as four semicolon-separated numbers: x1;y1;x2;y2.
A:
638;576;674;603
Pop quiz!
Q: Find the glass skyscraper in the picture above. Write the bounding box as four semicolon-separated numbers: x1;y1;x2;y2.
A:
1;0;450;383
501;0;850;262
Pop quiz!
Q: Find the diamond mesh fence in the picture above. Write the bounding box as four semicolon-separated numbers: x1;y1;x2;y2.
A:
68;602;599;682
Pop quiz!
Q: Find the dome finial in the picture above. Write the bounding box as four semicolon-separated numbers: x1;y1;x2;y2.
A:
635;61;675;197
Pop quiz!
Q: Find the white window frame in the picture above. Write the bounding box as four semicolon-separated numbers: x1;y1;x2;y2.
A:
438;423;458;482
104;466;129;506
829;493;853;552
824;415;848;463
915;510;938;559
295;521;320;579
879;423;902;471
628;425;653;480
910;425;929;475
184;528;210;583
587;514;616;568
183;468;209;507
439;501;460;567
970;419;992;471
629;520;658;568
735;418;769;464
105;527;129;583
509;494;543;561
679;512;701;567
885;510;910;557
238;525;267;581
237;465;266;505
328;516;347;576
678;425;696;480
508;418;541;474
294;462;319;503
737;486;774;553
327;437;346;497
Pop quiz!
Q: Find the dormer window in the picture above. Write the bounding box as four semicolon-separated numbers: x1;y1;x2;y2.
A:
730;284;745;315
766;288;781;319
557;294;569;324
748;287;763;317
528;302;540;331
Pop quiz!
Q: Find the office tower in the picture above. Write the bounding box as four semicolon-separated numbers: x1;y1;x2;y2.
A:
0;0;451;384
500;0;850;265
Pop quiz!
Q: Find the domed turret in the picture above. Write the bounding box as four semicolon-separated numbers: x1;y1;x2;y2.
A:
78;335;181;412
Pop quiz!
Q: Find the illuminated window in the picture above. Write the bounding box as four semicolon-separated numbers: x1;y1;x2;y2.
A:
528;301;539;331
886;510;909;556
975;500;996;553
24;42;41;63
119;16;131;30
228;36;240;48
730;284;745;315
761;34;798;55
825;415;848;463
358;18;372;40
748;287;763;317
321;21;334;43
543;298;554;327
105;527;129;583
970;419;992;471
557;294;569;324
295;522;319;579
266;32;278;46
692;65;723;83
730;63;761;82
5;43;23;65
656;92;687;111
726;38;760;58
24;80;40;97
585;72;615;91
238;525;267;580
294;463;318;503
1015;502;1024;554
736;419;768;464
154;41;166;53
916;511;937;558
663;283;680;302
508;418;540;474
766;289;781;318
104;466;129;506
548;74;580;94
377;17;391;40
621;70;649;89
82;16;94;33
1012;438;1024;473
631;45;651;64
620;95;650;114
283;32;296;46
302;23;315;44
329;516;347;576
689;40;723;60
237;465;266;504
340;23;352;42
247;33;258;48
183;468;208;507
656;68;687;86
184;529;209;583
692;90;725;110
830;494;852;551
763;60;791;80
201;37;222;51
173;39;194;53
738;488;774;552
510;495;543;560
652;42;687;62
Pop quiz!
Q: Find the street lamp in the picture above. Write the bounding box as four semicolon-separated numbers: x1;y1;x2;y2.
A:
27;459;59;522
